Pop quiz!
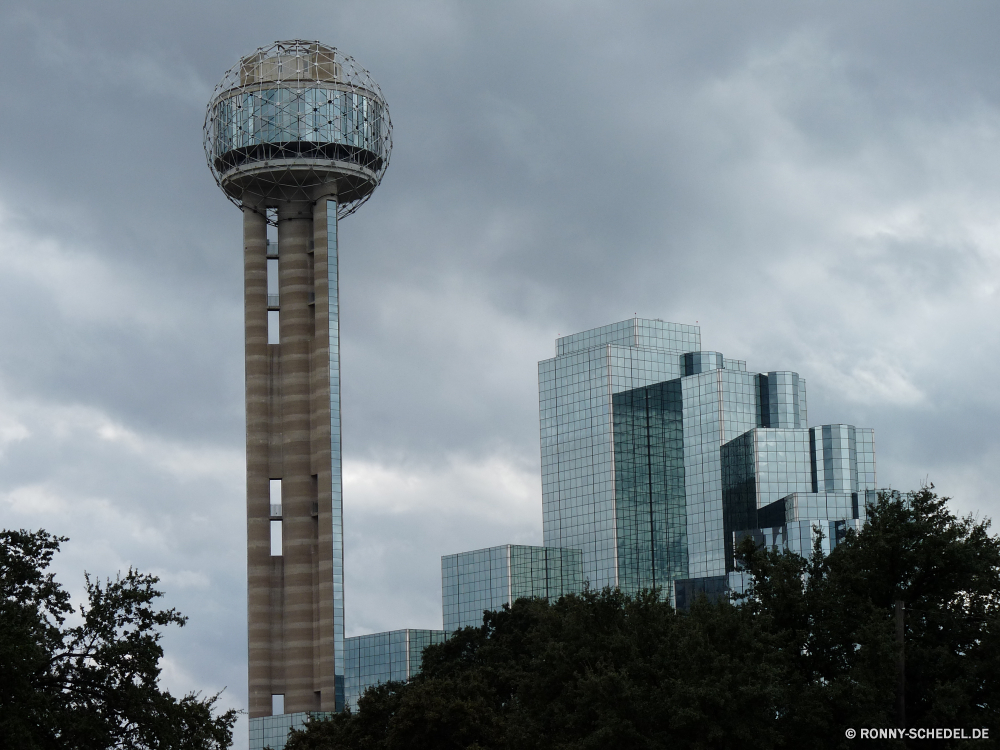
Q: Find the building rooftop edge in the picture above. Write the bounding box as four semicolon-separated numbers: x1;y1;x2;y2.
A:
346;627;447;641
554;317;701;357
442;543;581;560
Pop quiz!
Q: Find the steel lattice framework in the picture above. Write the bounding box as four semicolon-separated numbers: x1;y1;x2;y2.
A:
204;40;392;219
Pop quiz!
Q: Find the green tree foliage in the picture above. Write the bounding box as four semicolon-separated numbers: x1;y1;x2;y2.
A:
0;529;238;750
739;487;1000;741
286;488;1000;749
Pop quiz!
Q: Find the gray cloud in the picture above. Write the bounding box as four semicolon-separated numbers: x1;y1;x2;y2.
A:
2;1;1000;744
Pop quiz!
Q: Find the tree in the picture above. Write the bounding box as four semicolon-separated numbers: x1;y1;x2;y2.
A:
286;488;1000;749
289;589;788;750
737;487;1000;742
0;528;238;750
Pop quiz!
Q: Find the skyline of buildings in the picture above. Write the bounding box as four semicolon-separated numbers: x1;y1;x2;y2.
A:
334;316;878;726
237;308;881;750
203;40;880;750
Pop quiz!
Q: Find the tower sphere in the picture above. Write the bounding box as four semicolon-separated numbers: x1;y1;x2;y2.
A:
204;40;392;219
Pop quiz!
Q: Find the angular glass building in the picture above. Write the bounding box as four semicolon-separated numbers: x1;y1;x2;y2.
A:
539;318;876;601
441;544;583;631
721;425;875;569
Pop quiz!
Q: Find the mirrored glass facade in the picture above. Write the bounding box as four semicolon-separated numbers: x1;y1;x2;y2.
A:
729;516;863;594
673;575;728;610
539;318;875;600
540;319;702;591
343;629;447;712
612;380;687;591
249;712;327;750
721;425;877;570
441;545;584;631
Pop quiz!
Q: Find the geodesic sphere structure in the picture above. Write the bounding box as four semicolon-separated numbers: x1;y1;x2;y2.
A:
204;40;392;219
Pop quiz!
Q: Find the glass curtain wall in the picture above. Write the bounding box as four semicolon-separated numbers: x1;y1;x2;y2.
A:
326;200;346;710
441;545;584;631
344;629;448;711
611;380;687;593
539;320;700;591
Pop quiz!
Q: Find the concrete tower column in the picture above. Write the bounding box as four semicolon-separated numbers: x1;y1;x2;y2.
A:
277;202;317;713
243;207;274;718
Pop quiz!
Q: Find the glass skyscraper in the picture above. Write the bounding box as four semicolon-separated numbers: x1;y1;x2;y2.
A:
539;318;876;601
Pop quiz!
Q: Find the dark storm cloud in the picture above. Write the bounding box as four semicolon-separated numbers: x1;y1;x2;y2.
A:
2;1;1000;744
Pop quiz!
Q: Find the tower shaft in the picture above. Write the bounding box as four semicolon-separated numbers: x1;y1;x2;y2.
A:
244;198;344;718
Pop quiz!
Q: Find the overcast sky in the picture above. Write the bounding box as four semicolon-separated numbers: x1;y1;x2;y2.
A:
3;0;1000;744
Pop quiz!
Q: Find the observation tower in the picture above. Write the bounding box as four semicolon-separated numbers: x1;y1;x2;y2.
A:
204;40;391;725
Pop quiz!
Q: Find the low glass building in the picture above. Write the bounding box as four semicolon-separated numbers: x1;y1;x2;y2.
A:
330;546;580;721
344;629;447;712
249;629;447;747
441;544;583;631
249;713;318;750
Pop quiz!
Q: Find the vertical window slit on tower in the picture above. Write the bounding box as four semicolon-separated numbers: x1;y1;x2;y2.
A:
270;520;282;556
270;479;282;517
267;257;279;310
267;310;280;344
311;474;319;519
